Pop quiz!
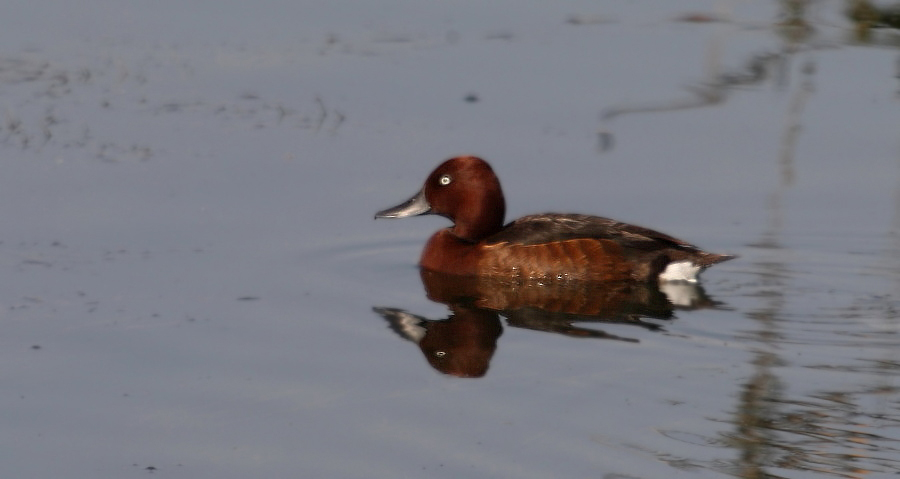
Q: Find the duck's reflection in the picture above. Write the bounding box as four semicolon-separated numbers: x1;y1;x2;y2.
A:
376;305;502;378
374;270;724;378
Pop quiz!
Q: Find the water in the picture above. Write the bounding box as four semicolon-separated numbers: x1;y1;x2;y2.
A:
1;1;899;477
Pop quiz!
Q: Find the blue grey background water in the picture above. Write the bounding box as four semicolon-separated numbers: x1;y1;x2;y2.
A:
2;1;899;477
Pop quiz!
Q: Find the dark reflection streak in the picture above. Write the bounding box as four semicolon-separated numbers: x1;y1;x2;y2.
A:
729;43;814;479
598;19;788;149
776;59;814;189
729;43;900;477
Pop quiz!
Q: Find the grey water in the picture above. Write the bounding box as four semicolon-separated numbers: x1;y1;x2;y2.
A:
1;1;899;477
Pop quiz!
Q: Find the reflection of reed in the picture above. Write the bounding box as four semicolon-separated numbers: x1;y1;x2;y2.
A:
748;56;813;250
729;297;786;478
728;16;810;477
599;45;784;122
596;4;823;154
727;30;900;477
599;21;786;143
595;2;900;474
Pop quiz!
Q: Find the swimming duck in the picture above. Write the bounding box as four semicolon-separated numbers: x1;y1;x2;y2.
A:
376;156;734;283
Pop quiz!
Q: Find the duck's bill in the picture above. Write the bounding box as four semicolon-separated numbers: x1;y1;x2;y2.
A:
375;189;432;219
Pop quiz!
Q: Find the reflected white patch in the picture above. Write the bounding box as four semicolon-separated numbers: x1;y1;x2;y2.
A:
659;261;701;283
659;281;701;307
393;314;426;342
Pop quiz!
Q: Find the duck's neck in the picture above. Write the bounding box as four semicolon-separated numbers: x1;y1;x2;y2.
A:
451;195;505;242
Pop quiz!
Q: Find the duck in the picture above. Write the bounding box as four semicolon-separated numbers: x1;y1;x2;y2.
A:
375;156;734;283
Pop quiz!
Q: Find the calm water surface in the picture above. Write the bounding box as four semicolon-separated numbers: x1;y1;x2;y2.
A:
1;1;899;478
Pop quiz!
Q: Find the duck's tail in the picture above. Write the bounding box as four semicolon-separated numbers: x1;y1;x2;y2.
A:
659;252;736;283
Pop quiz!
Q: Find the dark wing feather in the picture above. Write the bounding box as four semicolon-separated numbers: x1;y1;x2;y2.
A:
485;213;701;252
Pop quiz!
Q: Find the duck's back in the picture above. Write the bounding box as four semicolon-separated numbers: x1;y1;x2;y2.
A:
482;213;734;282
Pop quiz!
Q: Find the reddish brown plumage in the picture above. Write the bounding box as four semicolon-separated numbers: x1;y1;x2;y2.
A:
376;156;735;283
477;238;633;282
419;269;672;319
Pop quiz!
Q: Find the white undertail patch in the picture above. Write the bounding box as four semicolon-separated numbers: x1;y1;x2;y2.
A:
659;261;701;283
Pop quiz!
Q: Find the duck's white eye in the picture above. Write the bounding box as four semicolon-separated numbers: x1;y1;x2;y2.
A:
435;350;447;357
439;174;452;186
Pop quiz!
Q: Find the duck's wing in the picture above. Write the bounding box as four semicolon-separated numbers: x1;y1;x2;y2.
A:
486;214;694;250
487;213;735;267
